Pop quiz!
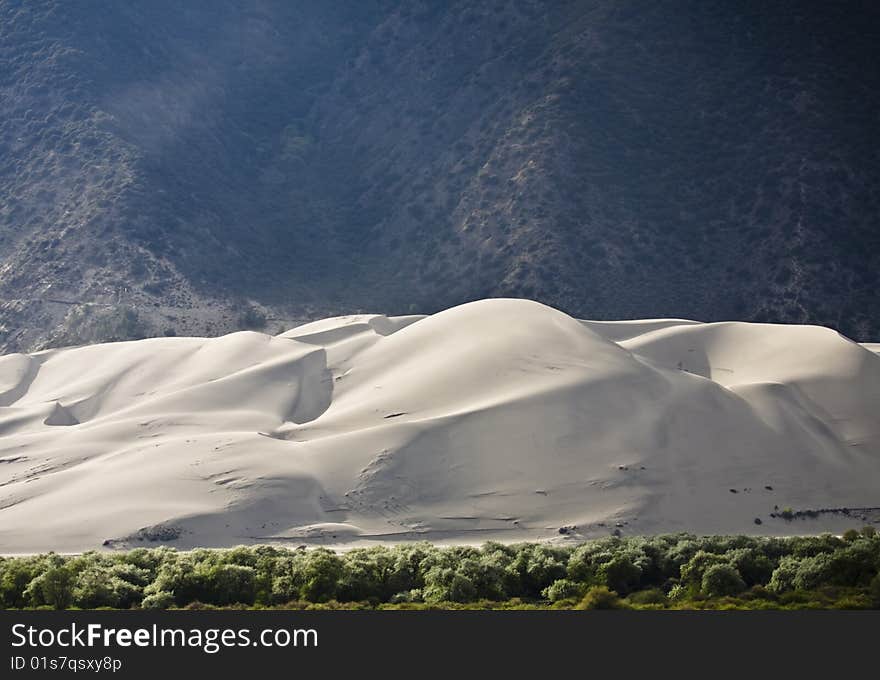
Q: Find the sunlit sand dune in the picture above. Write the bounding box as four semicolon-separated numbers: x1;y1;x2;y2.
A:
0;299;877;553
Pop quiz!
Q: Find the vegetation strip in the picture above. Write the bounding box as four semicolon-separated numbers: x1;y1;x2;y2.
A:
2;529;879;610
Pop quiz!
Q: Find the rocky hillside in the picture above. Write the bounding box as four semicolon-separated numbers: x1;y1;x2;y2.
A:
1;0;878;351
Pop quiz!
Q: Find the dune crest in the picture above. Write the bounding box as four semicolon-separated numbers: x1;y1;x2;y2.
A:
0;299;878;553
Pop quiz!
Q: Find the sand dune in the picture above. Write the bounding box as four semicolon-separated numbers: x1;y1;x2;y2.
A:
0;299;878;553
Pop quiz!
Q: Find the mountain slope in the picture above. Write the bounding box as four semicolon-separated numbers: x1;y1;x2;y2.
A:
1;0;878;352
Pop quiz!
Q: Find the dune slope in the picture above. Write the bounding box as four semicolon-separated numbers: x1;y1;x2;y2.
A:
0;299;878;552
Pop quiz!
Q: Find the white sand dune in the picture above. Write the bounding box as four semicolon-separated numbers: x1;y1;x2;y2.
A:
0;298;878;553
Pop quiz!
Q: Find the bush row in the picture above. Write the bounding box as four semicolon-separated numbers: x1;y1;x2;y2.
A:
2;528;878;609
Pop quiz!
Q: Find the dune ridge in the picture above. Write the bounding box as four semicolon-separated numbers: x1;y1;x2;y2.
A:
0;298;878;553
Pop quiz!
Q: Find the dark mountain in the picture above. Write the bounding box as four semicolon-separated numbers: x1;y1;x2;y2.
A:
1;0;878;352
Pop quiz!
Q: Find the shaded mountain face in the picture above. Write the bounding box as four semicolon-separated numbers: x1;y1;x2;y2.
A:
1;0;878;351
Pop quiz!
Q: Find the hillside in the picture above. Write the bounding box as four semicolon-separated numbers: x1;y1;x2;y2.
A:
1;0;879;352
1;299;878;553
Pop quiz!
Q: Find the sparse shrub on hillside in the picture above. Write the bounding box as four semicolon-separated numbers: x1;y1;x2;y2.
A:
235;302;267;330
45;305;149;348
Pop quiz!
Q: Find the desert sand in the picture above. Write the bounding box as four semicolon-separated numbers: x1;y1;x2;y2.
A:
0;298;878;553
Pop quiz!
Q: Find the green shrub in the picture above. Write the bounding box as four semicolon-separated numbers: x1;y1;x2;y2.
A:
667;584;688;601
724;548;775;586
147;559;198;605
566;539;615;582
337;549;385;602
823;541;880;587
141;591;175;610
389;589;423;604
72;565;145;609
208;564;257;606
24;563;75;610
422;567;477;604
505;544;567;597
148;557;256;606
576;586;624;610
626;588;668;606
680;550;728;586
0;557;40;608
789;534;843;558
542;579;582;602
299;549;343;602
598;555;642;595
701;564;746;597
741;585;776;602
768;556;801;593
869;574;880;608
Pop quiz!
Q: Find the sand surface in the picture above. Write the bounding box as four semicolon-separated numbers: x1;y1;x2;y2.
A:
0;298;878;553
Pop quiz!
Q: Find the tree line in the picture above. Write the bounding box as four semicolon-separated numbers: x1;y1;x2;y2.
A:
1;529;878;610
